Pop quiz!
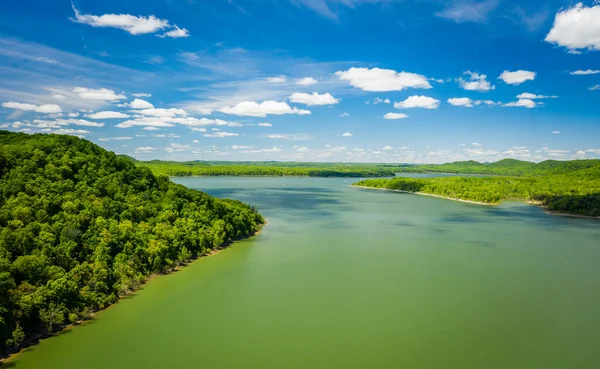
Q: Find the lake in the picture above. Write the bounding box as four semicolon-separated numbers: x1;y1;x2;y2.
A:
8;177;600;369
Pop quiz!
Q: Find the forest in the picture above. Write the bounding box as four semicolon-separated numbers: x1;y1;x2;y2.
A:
0;131;264;356
139;160;396;178
355;159;600;217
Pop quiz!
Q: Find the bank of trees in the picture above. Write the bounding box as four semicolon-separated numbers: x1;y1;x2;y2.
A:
0;131;264;355
355;161;600;216
140;161;395;178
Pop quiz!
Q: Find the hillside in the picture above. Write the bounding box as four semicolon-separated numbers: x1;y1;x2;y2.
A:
0;131;264;356
355;159;600;217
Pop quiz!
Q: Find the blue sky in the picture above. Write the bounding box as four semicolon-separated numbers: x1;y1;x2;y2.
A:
0;0;599;163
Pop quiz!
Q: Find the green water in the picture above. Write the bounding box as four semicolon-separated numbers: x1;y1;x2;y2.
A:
9;177;600;369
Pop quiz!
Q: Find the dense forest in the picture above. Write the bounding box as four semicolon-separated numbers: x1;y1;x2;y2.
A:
355;159;600;217
392;158;600;176
0;131;264;356
139;160;395;178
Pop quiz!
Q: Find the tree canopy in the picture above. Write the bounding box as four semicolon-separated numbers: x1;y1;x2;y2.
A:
0;131;263;356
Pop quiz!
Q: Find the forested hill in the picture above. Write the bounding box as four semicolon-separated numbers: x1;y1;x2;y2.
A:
0;131;264;356
395;158;600;176
139;160;395;178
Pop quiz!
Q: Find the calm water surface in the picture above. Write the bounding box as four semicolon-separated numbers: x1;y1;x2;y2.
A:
10;177;600;369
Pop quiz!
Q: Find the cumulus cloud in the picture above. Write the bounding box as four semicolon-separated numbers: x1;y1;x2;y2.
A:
458;71;494;91
2;101;62;113
218;100;311;117
499;70;536;85
589;85;600;91
435;0;499;23
132;93;152;97
394;95;440;109
128;99;154;109
447;97;475;107
335;67;431;92
98;136;133;141
267;76;286;83
383;112;408;120
504;98;537;108
52;94;67;100
552;131;561;134
289;92;339;106
204;131;239;138
73;87;126;101
135;146;155;153
296;77;318;86
570;69;600;75
257;122;273;127
85;111;130;119
340;112;350;117
264;134;310;141
157;26;190;39
136;108;187;118
516;93;557;99
71;5;188;38
545;3;600;52
342;132;353;137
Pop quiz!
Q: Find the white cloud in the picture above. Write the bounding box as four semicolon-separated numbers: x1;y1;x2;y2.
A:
504;98;537;108
545;3;600;52
98;136;133;141
68;112;79;117
297;146;310;152
336;67;431;92
552;131;561;134
435;0;499;23
46;128;90;136
132;93;151;97
136;108;187;118
51;94;66;100
342;132;353;137
499;70;536;85
382;145;394;150
116;118;175;128
157;26;190;39
85;111;130;119
472;142;482;147
204;131;239;138
394;95;440;109
218;100;311;117
340;112;350;117
232;145;253;149
73;87;126;101
71;5;188;38
447;97;475;107
191;127;207;132
128;98;154;109
516;93;557;99
267;76;286;83
257;122;273;127
296;77;318;86
589;85;600;91
2;101;62;113
135;146;155;153
458;71;494;91
383;112;408;120
289;92;339;106
570;69;600;75
264;134;310;140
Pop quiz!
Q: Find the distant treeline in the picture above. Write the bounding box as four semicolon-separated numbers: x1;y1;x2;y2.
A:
0;132;264;356
355;159;600;217
139;161;396;178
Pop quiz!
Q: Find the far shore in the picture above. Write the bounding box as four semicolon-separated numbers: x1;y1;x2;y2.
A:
352;185;498;206
1;221;267;364
353;185;600;221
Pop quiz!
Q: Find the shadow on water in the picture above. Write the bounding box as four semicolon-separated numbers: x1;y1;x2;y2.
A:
199;187;354;222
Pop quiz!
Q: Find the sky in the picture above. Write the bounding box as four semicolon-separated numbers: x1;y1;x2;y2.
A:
0;0;599;163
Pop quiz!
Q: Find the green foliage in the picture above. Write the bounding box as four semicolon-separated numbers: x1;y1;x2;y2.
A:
355;159;600;216
139;161;395;178
0;131;264;355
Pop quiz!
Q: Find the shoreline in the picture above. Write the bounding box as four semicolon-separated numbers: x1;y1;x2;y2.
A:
354;186;600;220
352;185;498;206
1;221;267;364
